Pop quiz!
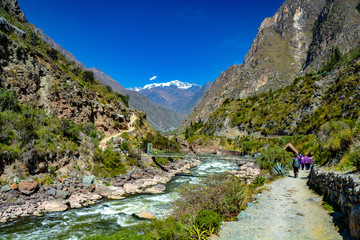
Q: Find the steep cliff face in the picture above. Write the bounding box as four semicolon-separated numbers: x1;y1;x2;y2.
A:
184;0;360;137
303;0;360;72
181;0;336;129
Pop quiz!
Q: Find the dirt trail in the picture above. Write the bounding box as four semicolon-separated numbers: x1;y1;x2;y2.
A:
213;170;346;240
98;114;137;151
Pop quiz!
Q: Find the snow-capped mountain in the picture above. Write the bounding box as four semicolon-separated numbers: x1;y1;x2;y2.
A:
130;80;212;114
131;80;200;92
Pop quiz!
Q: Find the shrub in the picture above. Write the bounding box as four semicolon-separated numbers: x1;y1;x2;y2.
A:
82;71;97;84
46;48;58;60
194;210;222;234
348;145;360;171
49;166;57;177
59;119;81;142
0;88;20;112
172;173;248;220
258;145;292;170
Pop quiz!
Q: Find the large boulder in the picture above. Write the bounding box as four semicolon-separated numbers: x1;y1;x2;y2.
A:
44;199;68;212
108;186;126;199
18;181;39;195
133;209;156;219
1;185;11;192
55;190;70;199
95;184;112;197
82;175;95;188
123;183;143;194
144;184;166;194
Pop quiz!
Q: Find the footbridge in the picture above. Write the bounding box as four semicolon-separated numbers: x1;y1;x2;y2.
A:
147;152;254;162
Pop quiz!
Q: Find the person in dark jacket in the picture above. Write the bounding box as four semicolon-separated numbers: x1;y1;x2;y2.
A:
292;156;300;178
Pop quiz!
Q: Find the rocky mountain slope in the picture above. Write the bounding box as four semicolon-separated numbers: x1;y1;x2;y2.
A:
180;0;360;131
0;0;163;179
133;80;212;114
37;30;184;132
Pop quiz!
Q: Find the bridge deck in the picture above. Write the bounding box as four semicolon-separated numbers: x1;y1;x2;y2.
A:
148;153;254;162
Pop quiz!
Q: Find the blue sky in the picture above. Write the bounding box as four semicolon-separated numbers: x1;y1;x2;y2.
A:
18;0;284;88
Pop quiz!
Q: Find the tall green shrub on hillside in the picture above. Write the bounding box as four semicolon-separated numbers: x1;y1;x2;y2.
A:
258;145;292;170
0;88;20;112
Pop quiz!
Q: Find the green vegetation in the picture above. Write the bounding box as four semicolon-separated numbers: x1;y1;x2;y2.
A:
93;147;126;177
172;173;252;220
141;132;181;153
87;172;263;240
258;146;292;170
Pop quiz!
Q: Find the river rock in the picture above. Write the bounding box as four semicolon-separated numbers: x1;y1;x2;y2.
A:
1;185;11;192
18;181;39;195
44;199;68;212
95;184;112;197
144;184;166;194
82;175;95;187
108;186;126;199
48;189;56;196
89;183;96;192
69;201;82;209
133;209;156;219
123;183;142;194
10;183;18;190
55;190;70;199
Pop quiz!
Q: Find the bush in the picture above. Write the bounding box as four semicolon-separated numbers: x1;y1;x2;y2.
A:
172;173;249;220
46;48;58;60
348;145;360;171
194;210;222;234
0;88;20;112
83;71;97;84
258;146;292;170
59;119;81;142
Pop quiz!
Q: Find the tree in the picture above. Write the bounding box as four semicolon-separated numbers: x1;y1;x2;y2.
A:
82;71;96;84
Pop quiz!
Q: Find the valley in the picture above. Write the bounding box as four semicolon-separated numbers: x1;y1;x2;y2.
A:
0;0;360;239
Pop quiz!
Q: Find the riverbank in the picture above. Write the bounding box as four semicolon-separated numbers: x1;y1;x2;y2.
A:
0;159;200;223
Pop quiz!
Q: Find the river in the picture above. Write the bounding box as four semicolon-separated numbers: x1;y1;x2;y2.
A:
0;158;239;239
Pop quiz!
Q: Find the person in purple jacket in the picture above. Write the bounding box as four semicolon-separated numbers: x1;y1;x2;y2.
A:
299;154;305;170
305;156;313;170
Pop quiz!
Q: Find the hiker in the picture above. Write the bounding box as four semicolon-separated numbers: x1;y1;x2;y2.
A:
292;155;300;178
305;156;313;170
299;154;305;170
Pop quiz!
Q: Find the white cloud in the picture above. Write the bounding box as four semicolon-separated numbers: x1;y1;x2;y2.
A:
149;76;157;81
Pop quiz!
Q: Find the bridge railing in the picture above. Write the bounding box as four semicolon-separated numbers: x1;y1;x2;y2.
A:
148;152;254;162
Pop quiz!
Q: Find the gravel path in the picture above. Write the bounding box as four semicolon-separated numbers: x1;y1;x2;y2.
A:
213;170;347;240
99;114;137;150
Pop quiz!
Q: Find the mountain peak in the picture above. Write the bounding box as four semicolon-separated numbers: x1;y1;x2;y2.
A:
131;80;200;91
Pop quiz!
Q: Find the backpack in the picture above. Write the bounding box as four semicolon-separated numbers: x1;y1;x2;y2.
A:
293;157;300;168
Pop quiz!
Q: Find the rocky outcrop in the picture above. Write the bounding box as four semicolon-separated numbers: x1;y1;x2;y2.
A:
180;0;327;129
180;0;360;133
308;165;360;239
303;0;360;72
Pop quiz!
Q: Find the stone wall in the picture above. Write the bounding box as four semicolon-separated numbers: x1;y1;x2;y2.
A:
308;165;360;239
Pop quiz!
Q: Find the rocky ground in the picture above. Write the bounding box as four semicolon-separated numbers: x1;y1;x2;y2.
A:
213;170;350;240
0;159;200;223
